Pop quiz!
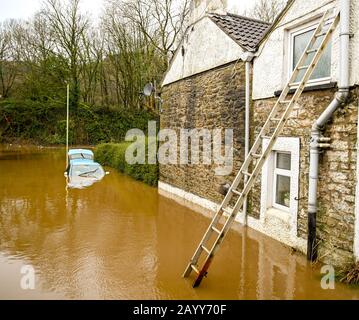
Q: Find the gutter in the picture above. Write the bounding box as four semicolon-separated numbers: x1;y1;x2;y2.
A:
307;0;351;261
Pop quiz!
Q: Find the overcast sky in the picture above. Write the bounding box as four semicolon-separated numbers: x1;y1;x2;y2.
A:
0;0;254;22
0;0;105;22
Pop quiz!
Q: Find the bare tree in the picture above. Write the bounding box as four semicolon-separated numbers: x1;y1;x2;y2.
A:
0;0;185;111
118;0;190;59
246;0;287;23
102;0;177;109
79;29;104;105
0;21;22;99
103;4;154;108
43;0;90;109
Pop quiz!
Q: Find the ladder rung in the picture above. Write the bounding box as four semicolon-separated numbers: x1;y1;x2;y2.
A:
307;48;318;54
251;153;262;159
297;65;309;70
242;171;252;177
201;245;211;255
271;117;282;122
324;16;336;23
191;264;200;274
315;31;330;38
231;189;242;196
211;226;222;234
261;135;271;140
223;207;234;215
280;100;291;104
289;82;306;88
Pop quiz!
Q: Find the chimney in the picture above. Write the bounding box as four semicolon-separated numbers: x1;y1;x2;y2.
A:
189;0;227;24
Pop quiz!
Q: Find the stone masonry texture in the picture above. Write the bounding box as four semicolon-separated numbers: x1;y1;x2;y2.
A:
161;61;358;266
161;62;246;204
252;87;358;265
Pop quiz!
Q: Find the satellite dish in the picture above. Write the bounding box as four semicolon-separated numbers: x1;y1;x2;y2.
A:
143;83;154;97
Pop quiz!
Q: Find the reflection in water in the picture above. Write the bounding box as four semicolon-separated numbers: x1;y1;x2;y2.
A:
0;145;358;300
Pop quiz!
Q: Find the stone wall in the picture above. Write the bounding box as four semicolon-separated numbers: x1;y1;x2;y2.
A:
160;62;246;203
251;87;358;265
160;60;358;266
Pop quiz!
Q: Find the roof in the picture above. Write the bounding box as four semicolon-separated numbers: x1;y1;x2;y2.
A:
209;13;271;52
68;149;94;156
70;159;97;166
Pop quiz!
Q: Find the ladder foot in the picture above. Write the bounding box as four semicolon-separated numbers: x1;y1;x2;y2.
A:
192;274;207;288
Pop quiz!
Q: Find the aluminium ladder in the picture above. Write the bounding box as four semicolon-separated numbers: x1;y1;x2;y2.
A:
183;9;340;288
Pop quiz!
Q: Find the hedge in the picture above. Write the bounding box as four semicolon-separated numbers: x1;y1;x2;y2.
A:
95;142;159;187
0;99;157;145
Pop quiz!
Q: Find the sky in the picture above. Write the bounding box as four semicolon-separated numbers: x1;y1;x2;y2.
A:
0;0;254;23
228;0;254;14
0;0;106;22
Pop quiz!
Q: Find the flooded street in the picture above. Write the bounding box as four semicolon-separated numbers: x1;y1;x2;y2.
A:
0;145;358;300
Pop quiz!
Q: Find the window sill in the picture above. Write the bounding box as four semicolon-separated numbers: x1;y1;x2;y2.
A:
274;81;337;97
266;207;291;224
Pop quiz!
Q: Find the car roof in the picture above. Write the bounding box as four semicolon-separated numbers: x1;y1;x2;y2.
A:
71;159;98;166
68;149;94;156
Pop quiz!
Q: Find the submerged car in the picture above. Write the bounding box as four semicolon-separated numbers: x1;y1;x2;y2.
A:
65;149;106;189
68;149;94;162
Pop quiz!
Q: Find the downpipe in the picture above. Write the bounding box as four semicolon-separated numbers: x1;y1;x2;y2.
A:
243;53;254;224
307;0;351;261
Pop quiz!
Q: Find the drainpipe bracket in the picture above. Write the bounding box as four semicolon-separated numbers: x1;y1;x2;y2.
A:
339;32;354;38
318;137;331;143
310;135;332;150
318;143;331;149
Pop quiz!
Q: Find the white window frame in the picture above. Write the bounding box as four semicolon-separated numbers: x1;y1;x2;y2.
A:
272;152;292;212
260;138;300;230
288;20;333;87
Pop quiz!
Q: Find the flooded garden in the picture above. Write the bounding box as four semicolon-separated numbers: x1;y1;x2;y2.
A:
0;145;358;300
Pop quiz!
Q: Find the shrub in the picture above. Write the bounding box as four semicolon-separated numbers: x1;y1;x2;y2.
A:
339;262;359;285
0;99;157;145
95;142;159;187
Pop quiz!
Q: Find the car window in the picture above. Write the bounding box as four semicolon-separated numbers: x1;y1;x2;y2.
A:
70;154;93;160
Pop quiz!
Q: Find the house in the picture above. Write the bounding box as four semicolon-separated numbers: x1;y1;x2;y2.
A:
159;0;359;267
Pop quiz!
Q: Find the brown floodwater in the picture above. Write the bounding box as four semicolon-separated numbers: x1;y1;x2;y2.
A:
0;145;358;300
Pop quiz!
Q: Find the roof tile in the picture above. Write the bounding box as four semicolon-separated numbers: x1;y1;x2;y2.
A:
210;13;271;51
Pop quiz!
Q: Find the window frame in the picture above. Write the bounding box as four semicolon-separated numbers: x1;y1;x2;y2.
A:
273;152;292;212
288;20;333;87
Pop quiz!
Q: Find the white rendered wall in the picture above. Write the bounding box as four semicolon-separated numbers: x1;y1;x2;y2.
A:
162;16;244;86
252;0;359;100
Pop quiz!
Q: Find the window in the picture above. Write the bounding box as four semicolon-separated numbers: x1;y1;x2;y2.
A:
273;153;292;211
260;138;300;241
290;22;332;84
